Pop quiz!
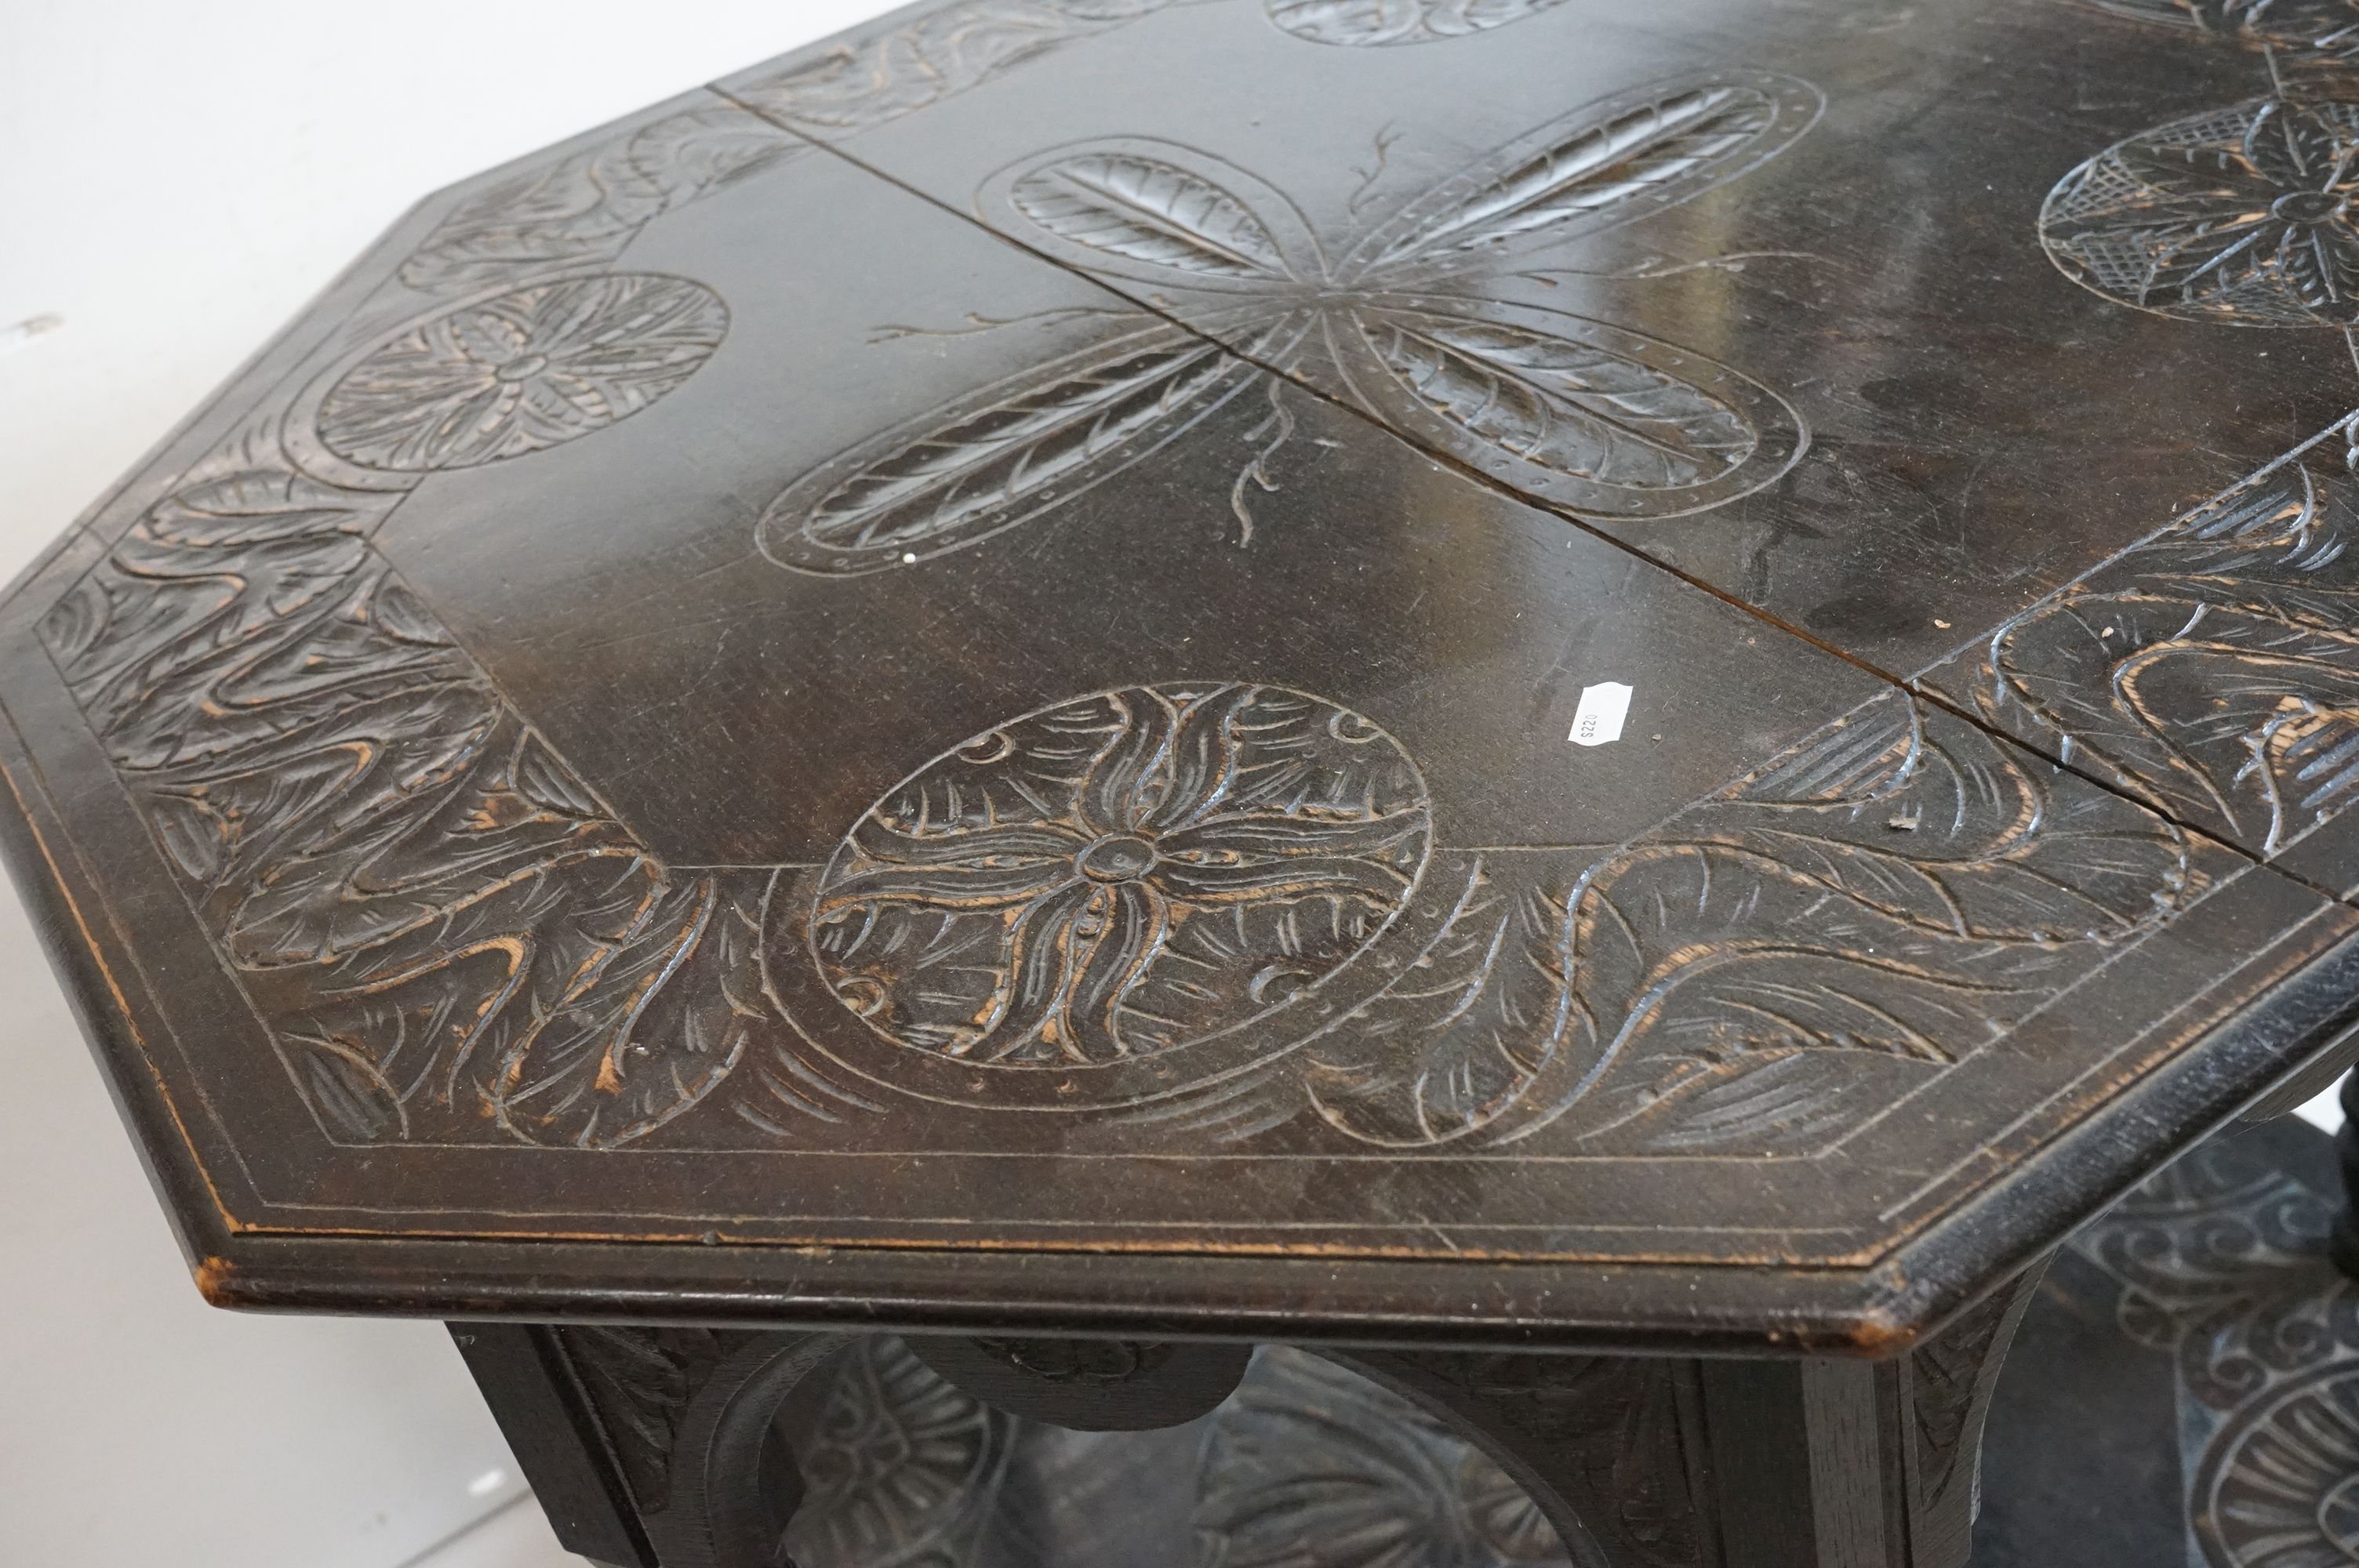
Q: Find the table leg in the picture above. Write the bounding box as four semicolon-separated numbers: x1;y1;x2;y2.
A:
453;1322;844;1568
1347;1264;2044;1568
453;1272;2040;1568
2332;1069;2359;1278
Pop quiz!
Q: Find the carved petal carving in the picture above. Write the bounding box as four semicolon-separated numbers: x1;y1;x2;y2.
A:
782;71;1821;571
1346;303;1764;492
2066;1131;2359;1568
757;322;1268;575
2194;1364;2359;1566
809;683;1430;1083
2042;97;2359;325
779;1338;1013;1568
1346;73;1823;274
315;274;729;471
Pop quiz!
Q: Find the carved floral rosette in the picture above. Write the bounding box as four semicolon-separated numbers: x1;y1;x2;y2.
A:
2066;1134;2359;1567
2041;96;2359;327
27;2;2212;1165
745;681;2197;1155
785;683;1434;1109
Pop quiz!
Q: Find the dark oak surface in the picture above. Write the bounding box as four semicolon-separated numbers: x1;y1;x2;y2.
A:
445;1121;2359;1567
10;0;2359;1349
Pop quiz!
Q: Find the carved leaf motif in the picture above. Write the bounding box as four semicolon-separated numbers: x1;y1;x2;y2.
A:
728;1;1184;136
400;102;802;293
557;1326;722;1512
1266;0;1575;46
1195;1349;1572;1568
1354;73;1819;274
1009;152;1296;279
1561;696;2192;1153
759;324;1265;575
1306;855;1581;1146
1350;306;1759;490
42;456;776;1148
1959;444;2359;857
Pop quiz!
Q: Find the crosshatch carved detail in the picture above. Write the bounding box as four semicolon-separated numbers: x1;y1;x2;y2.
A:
810;684;1430;1083
1937;420;2359;860
761;70;1823;575
314;274;729;471
2065;1135;2359;1568
1266;0;1576;46
2042;96;2359;325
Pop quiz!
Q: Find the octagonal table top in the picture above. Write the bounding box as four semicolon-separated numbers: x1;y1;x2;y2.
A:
11;0;2359;1352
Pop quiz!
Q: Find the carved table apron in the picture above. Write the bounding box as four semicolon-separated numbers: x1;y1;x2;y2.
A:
16;2;2359;1565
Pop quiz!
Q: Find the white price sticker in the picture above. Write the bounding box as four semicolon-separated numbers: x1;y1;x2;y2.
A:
1569;681;1633;748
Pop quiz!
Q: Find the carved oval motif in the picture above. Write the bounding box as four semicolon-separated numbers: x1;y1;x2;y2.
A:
315;273;728;470
1267;0;1574;45
810;683;1430;1087
2194;1363;2359;1566
2041;97;2359;326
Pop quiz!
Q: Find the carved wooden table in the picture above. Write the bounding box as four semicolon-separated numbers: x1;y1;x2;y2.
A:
15;0;2359;1563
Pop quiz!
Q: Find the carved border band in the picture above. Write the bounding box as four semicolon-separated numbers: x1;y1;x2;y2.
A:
15;1;2245;1213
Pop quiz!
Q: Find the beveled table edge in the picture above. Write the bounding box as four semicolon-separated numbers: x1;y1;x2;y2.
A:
12;679;2354;1355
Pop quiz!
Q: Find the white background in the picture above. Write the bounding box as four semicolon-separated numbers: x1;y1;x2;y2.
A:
0;6;889;1566
0;5;2346;1566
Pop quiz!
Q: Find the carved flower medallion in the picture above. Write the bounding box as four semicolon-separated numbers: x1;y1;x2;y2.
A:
780;1338;1010;1568
2042;97;2359;325
315;273;729;470
2195;1364;2359;1566
811;683;1430;1082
